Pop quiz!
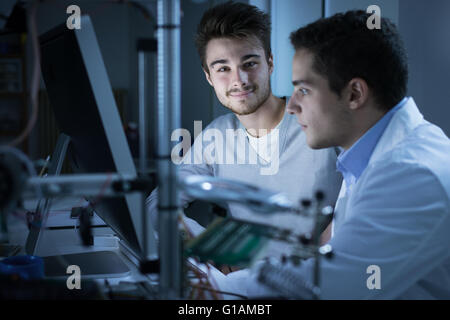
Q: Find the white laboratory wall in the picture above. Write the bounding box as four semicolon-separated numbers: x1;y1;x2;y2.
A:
249;0;270;12
269;0;323;98
399;0;450;136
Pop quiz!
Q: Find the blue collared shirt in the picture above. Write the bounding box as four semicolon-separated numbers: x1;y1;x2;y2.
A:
336;97;408;188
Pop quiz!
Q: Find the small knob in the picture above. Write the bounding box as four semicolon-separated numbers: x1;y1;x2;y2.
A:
315;190;325;202
298;233;311;245
301;199;312;208
319;244;334;259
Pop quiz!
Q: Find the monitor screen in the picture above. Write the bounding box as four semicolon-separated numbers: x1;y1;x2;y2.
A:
38;15;156;258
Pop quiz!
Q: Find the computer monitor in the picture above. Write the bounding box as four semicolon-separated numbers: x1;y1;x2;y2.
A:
38;15;156;259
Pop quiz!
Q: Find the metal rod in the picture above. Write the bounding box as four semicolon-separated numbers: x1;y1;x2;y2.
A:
156;0;182;299
138;51;147;175
138;46;148;262
24;173;138;198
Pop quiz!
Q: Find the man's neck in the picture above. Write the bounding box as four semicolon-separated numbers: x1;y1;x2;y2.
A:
341;107;387;151
237;94;285;138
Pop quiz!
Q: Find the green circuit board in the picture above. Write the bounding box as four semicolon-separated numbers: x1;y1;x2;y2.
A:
184;217;274;268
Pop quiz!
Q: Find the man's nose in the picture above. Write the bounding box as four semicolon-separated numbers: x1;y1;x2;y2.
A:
231;68;248;87
286;95;299;114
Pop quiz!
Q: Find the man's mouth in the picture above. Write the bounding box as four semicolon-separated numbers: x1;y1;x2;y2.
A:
228;88;255;98
298;122;307;129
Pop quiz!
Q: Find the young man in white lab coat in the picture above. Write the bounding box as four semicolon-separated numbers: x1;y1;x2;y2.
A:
220;10;450;299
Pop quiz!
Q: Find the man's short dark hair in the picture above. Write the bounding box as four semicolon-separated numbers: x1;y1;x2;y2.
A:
195;1;271;72
290;10;408;111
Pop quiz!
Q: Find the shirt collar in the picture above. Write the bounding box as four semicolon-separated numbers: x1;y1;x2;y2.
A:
337;97;408;186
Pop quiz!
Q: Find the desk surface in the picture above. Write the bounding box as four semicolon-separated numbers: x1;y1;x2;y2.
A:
3;197;160;299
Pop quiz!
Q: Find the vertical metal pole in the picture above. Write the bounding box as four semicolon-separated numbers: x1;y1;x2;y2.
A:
138;51;147;176
138;51;148;260
137;38;157;263
157;0;182;299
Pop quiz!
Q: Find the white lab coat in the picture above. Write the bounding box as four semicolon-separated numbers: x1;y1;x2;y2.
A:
223;97;450;299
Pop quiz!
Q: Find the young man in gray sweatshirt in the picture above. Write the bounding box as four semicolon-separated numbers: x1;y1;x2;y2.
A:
147;1;342;258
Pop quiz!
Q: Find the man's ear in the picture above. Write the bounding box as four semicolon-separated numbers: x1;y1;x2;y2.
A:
347;78;369;111
268;53;274;75
203;68;213;87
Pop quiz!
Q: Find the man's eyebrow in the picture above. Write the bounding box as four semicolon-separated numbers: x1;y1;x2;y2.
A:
242;54;261;61
210;54;261;68
210;59;228;68
292;79;314;86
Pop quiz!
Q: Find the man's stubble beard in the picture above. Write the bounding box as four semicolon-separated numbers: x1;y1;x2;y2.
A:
224;80;272;116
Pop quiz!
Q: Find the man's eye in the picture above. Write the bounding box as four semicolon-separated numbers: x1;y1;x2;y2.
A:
299;88;309;95
217;66;229;72
244;61;257;68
